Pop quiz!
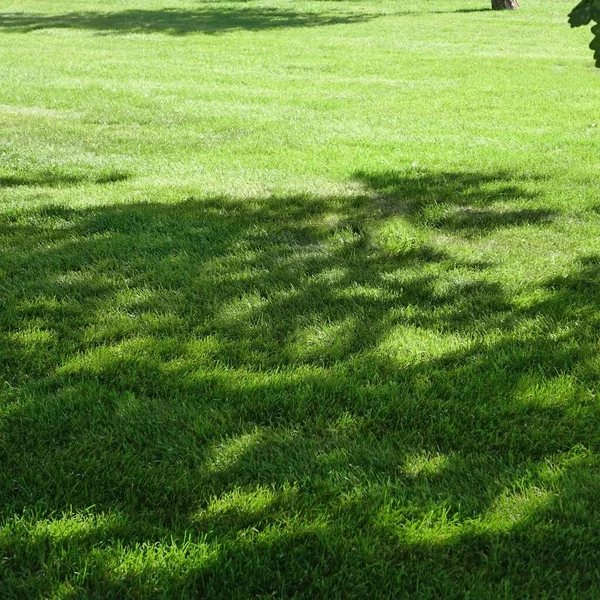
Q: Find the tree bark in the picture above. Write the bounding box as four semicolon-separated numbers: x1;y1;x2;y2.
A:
491;0;518;9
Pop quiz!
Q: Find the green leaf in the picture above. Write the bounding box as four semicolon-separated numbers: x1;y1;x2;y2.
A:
569;0;595;27
590;22;600;66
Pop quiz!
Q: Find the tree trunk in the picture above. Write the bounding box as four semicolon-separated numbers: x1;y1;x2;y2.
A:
491;0;518;9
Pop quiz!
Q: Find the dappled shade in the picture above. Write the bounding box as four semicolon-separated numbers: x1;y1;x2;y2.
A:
0;168;130;188
0;7;374;35
2;169;599;595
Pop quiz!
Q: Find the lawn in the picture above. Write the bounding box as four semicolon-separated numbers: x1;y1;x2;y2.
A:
1;0;600;597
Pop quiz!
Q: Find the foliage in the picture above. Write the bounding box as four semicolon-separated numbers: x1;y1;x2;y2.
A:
569;0;600;65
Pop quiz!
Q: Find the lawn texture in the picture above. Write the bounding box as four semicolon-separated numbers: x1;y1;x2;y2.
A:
1;0;600;597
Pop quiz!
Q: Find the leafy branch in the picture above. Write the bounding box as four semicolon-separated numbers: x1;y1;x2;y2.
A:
569;0;600;66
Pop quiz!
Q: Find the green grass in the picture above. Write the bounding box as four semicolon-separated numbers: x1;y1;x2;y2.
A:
2;0;600;597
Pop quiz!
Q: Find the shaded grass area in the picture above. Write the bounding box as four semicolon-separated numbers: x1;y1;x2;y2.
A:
0;7;373;35
1;169;600;597
0;5;495;38
0;168;131;189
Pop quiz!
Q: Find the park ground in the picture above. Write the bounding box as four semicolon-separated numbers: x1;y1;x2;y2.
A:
1;0;600;597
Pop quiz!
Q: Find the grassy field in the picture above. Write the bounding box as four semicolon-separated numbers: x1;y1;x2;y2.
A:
2;0;600;597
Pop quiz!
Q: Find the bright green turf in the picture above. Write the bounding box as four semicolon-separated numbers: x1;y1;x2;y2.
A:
2;0;600;597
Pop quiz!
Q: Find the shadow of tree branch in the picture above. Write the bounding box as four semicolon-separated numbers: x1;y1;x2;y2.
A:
2;168;598;597
0;7;375;35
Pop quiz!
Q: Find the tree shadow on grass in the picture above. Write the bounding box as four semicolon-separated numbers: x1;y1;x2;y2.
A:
353;169;554;238
0;7;374;36
1;169;599;597
441;7;493;13
0;168;131;188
